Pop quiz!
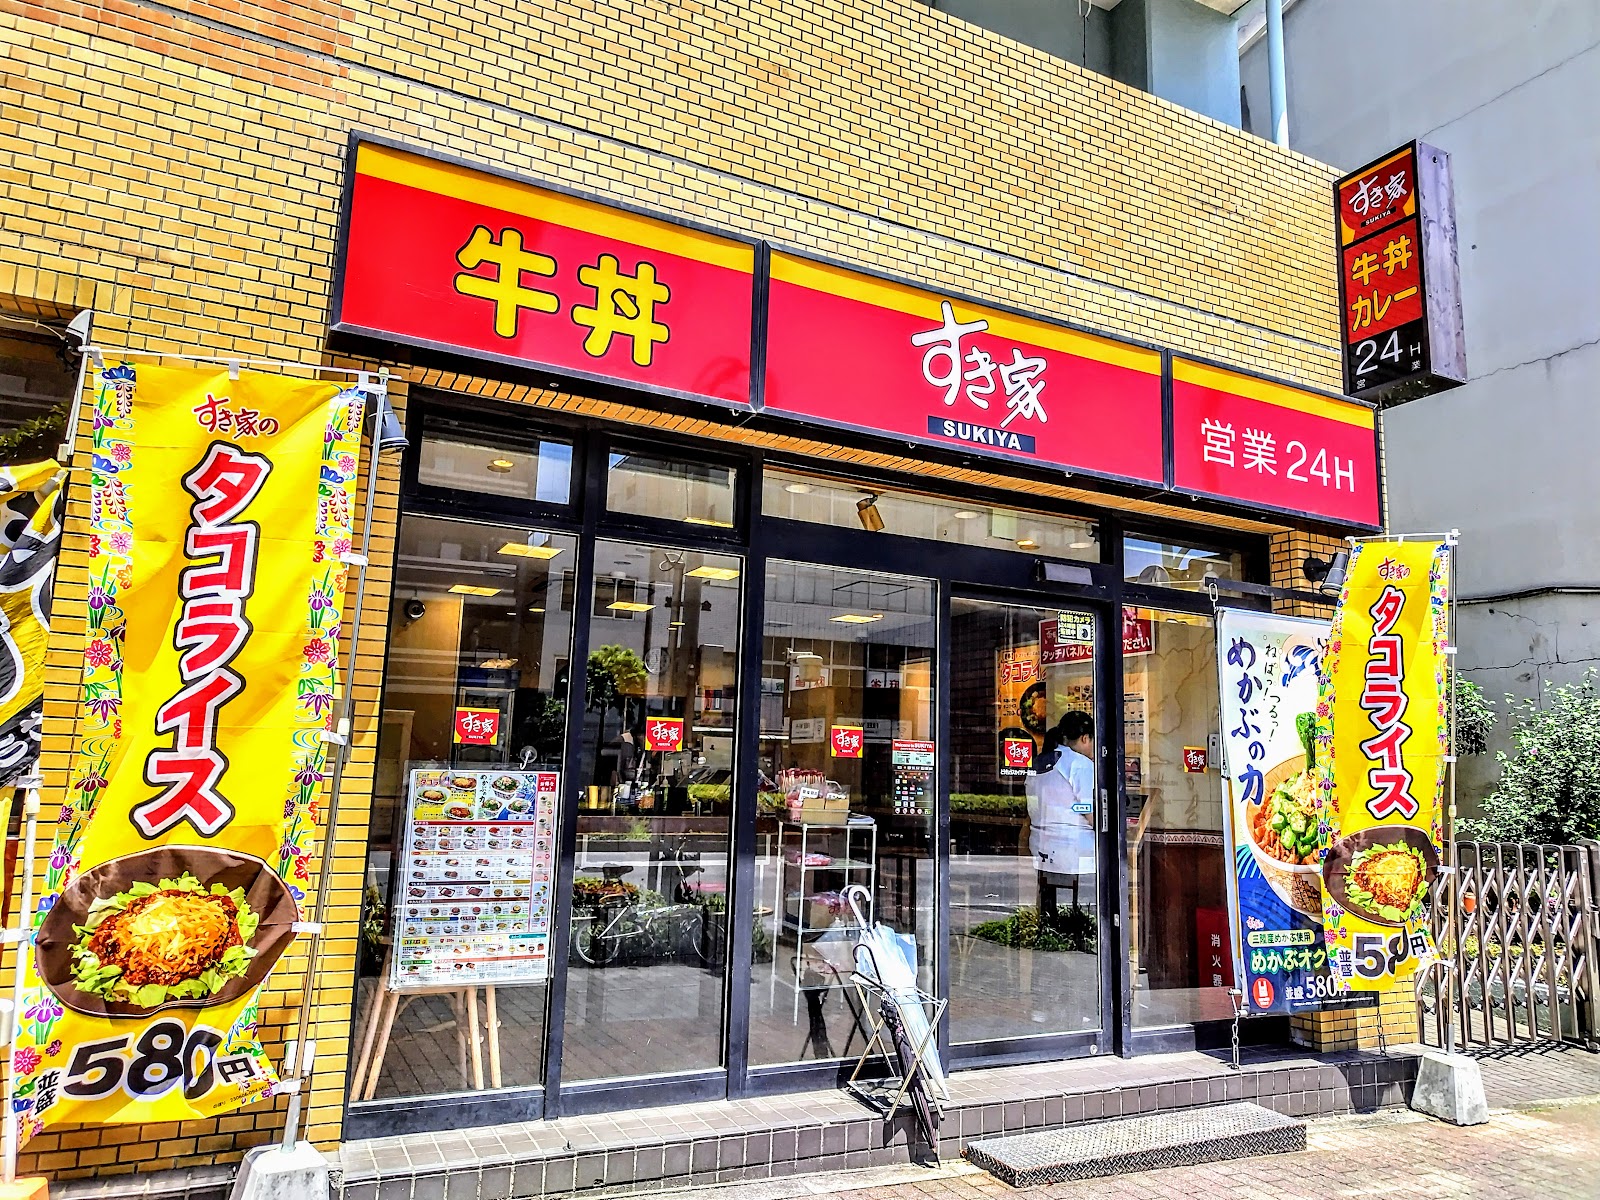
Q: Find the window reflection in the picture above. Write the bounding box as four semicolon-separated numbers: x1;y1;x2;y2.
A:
1124;607;1233;1027
748;561;937;1066
563;540;742;1082
355;515;576;1101
419;428;573;504
606;451;738;528
949;599;1101;1044
1123;537;1243;591
764;469;1097;560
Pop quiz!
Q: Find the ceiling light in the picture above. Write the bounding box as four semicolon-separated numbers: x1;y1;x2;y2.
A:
449;584;501;596
784;482;814;495
856;495;885;533
527;605;545;613
1016;538;1039;550
1069;540;1094;550
687;565;740;581
830;613;883;624
498;541;563;559
609;601;655;612
487;458;515;473
953;510;981;520
684;516;735;528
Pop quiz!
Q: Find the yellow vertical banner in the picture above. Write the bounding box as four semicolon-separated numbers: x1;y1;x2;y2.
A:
11;362;364;1138
0;459;65;786
1317;539;1451;990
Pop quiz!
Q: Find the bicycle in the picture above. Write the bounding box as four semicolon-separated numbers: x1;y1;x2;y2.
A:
570;843;709;967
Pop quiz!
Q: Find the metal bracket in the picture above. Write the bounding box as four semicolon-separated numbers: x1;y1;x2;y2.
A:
0;929;27;945
319;729;348;746
291;921;323;934
339;552;368;568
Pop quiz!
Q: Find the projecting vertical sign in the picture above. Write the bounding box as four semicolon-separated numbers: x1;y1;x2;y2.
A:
1334;142;1466;403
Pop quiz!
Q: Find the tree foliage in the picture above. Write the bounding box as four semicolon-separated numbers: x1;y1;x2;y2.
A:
1464;672;1600;845
1453;675;1496;757
586;643;647;714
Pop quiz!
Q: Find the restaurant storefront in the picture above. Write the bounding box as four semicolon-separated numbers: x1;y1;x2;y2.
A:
331;138;1381;1138
7;0;1393;1170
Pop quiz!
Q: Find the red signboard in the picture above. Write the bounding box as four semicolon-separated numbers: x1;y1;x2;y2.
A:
644;716;684;753
1182;745;1208;773
1171;357;1379;527
763;253;1165;485
1002;736;1034;774
335;140;757;408
1334;142;1466;401
830;725;865;759
1039;610;1155;665
453;707;501;746
1336;145;1417;247
1122;610;1155;656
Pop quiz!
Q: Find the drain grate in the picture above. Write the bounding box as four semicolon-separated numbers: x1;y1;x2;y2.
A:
963;1101;1306;1186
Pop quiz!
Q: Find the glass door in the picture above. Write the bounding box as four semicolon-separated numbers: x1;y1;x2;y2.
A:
561;538;743;1082
947;597;1105;1046
1123;605;1234;1028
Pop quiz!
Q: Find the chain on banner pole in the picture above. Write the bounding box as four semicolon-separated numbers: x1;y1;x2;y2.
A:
280;375;392;1152
3;780;42;1184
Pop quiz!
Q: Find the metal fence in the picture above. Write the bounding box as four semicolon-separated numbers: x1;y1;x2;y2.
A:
1418;840;1600;1049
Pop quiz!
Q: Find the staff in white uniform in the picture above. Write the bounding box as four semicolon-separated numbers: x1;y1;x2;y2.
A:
1025;711;1096;915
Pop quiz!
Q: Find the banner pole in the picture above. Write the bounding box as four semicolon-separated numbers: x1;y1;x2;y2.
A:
1445;532;1460;1056
281;377;389;1151
4;781;42;1184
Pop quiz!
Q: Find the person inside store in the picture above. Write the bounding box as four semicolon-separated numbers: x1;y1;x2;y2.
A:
1026;711;1096;917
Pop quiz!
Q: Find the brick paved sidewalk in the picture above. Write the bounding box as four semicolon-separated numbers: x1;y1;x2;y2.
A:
651;1100;1600;1199
649;1046;1600;1200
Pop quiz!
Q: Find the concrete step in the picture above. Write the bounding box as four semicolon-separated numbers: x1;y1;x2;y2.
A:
962;1101;1306;1187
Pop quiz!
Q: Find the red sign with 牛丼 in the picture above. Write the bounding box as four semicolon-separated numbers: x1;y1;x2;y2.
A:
763;253;1165;486
454;707;501;745
1171;357;1379;527
335;141;757;408
831;725;865;758
645;716;684;753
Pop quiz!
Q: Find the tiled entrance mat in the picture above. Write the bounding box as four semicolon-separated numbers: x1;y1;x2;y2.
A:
963;1101;1306;1186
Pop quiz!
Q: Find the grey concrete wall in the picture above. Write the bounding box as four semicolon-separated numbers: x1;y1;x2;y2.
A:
934;0;1114;76
1242;0;1600;808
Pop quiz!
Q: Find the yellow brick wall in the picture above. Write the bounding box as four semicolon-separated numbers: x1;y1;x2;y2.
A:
2;0;1349;1178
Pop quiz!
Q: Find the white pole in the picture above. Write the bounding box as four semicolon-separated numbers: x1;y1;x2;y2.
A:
1266;0;1289;148
4;781;42;1184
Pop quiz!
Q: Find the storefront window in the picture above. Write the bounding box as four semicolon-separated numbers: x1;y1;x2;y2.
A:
607;449;739;528
563;540;743;1081
948;599;1101;1044
1124;607;1233;1027
763;469;1097;560
1123;537;1243;591
418;427;574;504
748;561;936;1066
355;515;577;1101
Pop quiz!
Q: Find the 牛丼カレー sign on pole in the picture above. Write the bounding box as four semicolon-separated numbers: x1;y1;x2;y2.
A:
1216;608;1347;1015
1318;540;1451;991
12;363;363;1139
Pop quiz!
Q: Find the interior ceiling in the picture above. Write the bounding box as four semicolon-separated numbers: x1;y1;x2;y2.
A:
404;367;1293;538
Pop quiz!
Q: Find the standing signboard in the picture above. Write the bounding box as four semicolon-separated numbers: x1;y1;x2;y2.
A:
1216;608;1347;1015
1334;142;1466;402
392;770;560;988
1318;540;1451;990
13;363;364;1140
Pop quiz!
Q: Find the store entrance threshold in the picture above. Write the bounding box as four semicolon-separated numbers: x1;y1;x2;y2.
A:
331;1046;1420;1199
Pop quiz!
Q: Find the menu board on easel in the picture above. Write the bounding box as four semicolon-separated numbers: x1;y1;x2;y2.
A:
391;768;560;990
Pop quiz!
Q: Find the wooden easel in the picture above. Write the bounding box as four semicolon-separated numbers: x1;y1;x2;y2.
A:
349;951;504;1099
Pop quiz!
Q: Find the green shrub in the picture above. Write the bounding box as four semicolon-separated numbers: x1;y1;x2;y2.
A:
950;793;1028;816
1454;676;1496;757
1465;671;1600;845
969;904;1096;953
